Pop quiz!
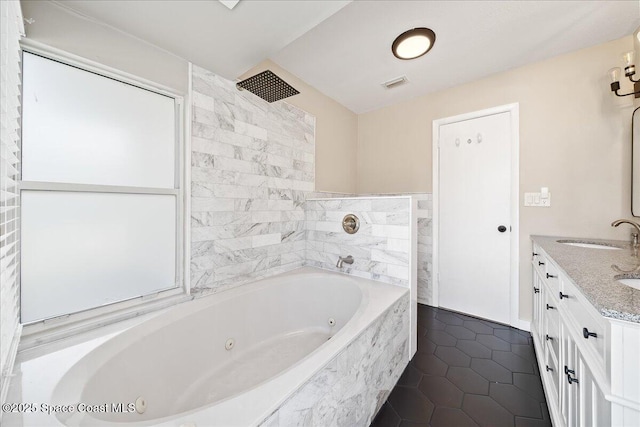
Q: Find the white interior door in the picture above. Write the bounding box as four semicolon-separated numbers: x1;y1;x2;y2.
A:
438;111;512;324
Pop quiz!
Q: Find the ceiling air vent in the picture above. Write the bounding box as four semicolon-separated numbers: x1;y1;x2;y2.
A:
382;76;408;89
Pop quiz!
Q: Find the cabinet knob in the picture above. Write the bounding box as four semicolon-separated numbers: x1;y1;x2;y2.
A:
559;292;569;300
538;261;545;266
567;375;579;385
564;366;575;375
546;304;555;310
546;365;553;372
498;225;507;233
533;252;539;257
546;273;557;279
545;334;553;341
582;327;597;339
533;287;540;294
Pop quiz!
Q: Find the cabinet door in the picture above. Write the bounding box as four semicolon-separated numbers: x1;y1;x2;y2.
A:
560;321;580;427
560;321;611;427
532;269;544;343
578;350;610;427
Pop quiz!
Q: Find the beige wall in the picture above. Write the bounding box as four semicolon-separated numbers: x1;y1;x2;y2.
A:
241;60;358;193
357;36;637;322
20;1;188;93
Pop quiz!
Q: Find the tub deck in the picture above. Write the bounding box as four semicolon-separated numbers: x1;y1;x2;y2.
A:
4;267;409;426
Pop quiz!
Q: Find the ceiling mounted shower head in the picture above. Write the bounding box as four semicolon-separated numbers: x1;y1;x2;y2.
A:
236;70;299;103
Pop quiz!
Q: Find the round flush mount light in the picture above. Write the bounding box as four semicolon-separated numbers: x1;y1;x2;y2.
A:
392;27;436;60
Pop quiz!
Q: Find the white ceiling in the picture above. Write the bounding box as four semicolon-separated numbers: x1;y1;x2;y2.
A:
45;1;639;114
50;0;351;81
271;1;640;113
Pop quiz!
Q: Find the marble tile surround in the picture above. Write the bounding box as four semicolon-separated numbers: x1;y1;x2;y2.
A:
188;63;435;307
305;197;411;287
259;292;410;427
190;65;315;295
416;196;433;305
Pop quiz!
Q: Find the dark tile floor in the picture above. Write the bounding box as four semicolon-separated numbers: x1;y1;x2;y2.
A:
371;304;551;427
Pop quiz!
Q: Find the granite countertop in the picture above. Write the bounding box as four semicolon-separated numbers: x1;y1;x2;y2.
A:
531;235;640;323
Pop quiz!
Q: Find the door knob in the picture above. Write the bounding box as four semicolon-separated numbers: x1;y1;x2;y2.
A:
498;225;507;233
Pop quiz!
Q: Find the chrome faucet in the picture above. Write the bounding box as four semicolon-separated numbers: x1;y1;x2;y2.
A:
611;219;640;246
336;255;354;268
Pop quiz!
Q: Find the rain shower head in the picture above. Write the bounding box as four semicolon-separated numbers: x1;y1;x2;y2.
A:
236;70;299;103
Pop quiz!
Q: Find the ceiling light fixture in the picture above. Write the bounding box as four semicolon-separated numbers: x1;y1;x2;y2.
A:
608;50;640;98
392;27;436;60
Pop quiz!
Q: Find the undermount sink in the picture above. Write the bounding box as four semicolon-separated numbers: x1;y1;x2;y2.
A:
556;240;622;250
616;278;640;291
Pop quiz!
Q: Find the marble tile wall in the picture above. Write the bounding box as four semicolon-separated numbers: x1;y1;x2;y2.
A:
305;197;411;287
188;64;435;303
190;65;315;295
416;196;433;305
259;292;410;426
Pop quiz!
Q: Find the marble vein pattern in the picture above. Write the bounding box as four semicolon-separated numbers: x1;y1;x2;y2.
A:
531;235;640;322
416;195;433;305
190;65;315;295
305;198;411;287
259;292;410;427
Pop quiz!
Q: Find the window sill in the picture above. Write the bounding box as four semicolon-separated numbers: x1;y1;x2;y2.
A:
19;290;192;352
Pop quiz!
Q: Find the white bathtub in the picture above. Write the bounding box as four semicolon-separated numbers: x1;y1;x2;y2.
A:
5;267;409;426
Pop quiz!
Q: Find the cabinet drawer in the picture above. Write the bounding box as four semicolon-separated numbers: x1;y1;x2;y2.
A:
544;307;560;361
543;259;560;292
543;288;560;328
544;346;560;403
532;247;547;277
560;278;607;368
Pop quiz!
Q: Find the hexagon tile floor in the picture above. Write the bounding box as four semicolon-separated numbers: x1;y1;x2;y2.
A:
370;304;551;427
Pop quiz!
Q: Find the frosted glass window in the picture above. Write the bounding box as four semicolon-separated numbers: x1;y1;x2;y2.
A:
21;191;177;322
21;52;176;188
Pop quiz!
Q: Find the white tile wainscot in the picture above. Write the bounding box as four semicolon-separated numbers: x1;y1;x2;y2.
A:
304;195;419;355
190;65;315;295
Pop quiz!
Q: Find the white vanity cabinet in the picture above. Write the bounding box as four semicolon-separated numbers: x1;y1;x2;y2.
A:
531;243;640;427
558;319;611;427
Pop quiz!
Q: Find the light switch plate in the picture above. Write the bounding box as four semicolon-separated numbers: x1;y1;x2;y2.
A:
524;192;551;207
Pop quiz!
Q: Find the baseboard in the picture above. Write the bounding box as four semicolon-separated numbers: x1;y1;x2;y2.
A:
416;297;432;306
1;323;22;405
514;319;531;332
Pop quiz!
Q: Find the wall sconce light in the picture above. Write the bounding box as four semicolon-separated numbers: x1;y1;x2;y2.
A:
609;50;640;98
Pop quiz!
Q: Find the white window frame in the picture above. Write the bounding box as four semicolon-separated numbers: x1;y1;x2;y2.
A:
19;40;191;344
